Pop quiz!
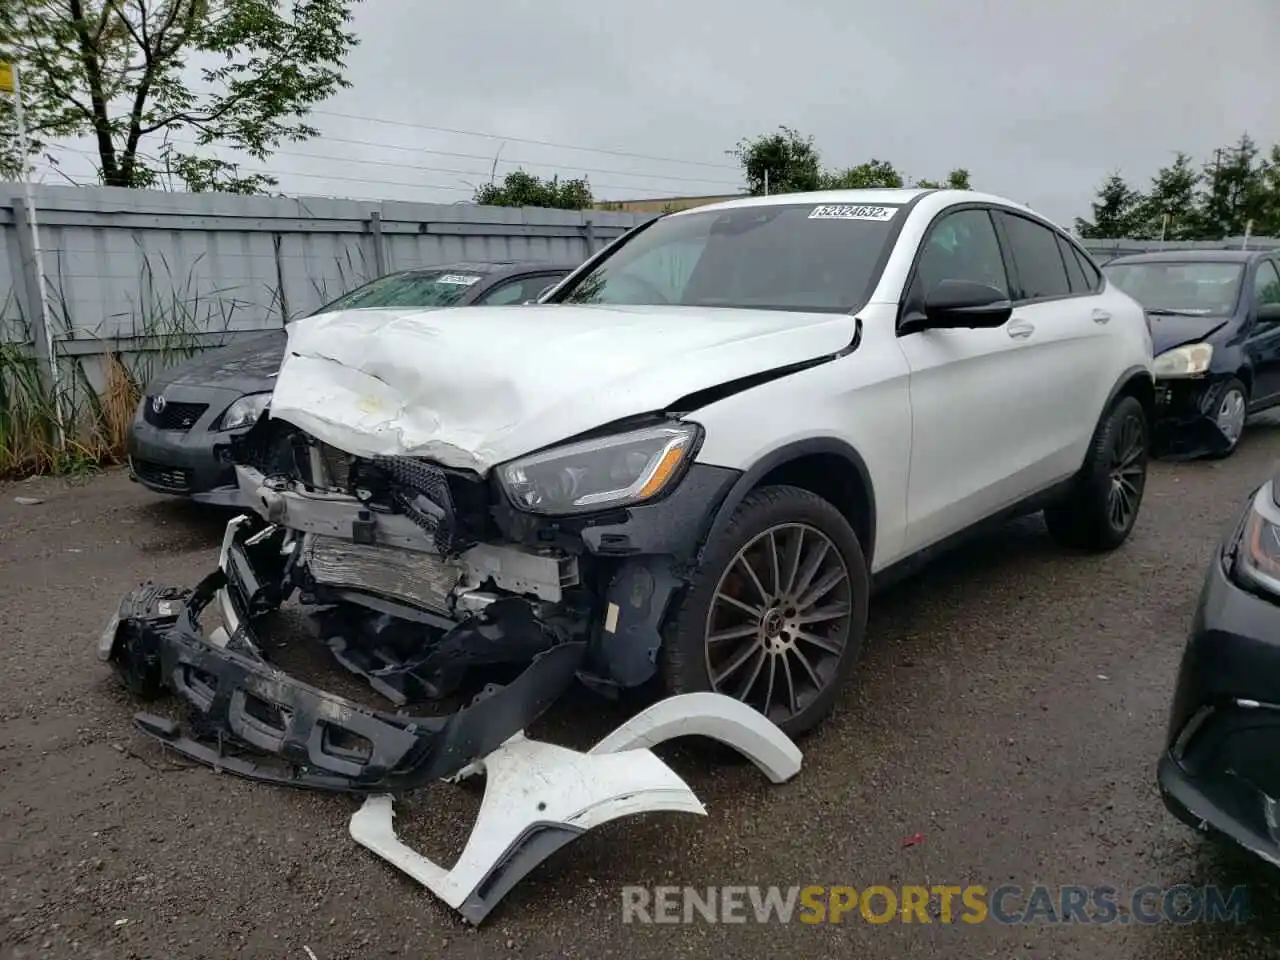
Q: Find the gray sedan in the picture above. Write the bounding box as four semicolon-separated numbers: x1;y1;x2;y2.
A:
127;260;575;505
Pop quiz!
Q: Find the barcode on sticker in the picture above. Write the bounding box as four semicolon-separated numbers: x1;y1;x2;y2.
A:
437;274;482;285
808;204;897;222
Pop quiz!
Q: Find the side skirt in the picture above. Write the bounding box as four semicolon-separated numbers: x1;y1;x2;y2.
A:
870;477;1077;596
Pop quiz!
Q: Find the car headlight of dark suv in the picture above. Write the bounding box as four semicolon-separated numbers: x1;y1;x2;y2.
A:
1229;482;1280;598
497;422;701;516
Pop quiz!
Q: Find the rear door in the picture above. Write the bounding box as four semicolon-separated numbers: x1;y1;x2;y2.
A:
1246;260;1280;405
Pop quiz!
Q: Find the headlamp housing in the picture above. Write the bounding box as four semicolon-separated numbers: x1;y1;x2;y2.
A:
498;422;701;516
1153;343;1213;379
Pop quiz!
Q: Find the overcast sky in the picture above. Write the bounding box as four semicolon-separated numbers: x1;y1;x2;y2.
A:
42;0;1280;226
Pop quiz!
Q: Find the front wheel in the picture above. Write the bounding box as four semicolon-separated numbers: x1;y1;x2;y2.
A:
661;485;869;737
1044;395;1148;552
1205;378;1248;460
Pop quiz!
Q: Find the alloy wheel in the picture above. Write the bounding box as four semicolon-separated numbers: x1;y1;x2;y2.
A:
703;523;852;725
1107;413;1146;532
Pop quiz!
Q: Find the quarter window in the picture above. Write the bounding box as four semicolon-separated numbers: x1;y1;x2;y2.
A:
913;209;1009;297
999;213;1072;300
1073;246;1103;290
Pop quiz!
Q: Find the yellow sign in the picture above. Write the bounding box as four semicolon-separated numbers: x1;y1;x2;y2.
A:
0;62;13;94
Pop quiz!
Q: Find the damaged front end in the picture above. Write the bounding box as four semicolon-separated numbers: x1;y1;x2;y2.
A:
100;513;587;791
1151;374;1243;460
101;413;802;924
102;407;743;789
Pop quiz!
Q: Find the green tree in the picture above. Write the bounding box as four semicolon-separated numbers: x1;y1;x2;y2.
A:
1131;152;1200;240
822;158;903;189
0;0;360;191
730;125;822;195
915;168;972;190
1256;144;1280;237
473;169;593;209
1197;134;1269;239
1074;173;1146;239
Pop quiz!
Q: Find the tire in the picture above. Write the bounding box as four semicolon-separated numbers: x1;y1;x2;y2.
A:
1205;377;1248;460
1043;394;1148;552
660;484;870;737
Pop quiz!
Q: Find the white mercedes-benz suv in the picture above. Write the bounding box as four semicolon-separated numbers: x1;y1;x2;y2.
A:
105;188;1156;760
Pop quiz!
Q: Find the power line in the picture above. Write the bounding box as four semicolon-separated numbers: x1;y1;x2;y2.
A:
300;134;742;188
45;142;701;198
311;108;740;172
157;133;743;189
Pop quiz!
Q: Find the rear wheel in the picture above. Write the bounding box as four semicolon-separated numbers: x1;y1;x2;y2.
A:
661;485;869;737
1044;395;1148;552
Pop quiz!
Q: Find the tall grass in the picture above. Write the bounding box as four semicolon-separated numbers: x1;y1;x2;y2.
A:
0;245;254;479
0;245;374;479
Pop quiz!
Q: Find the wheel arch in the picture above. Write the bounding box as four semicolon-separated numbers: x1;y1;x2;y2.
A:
1104;365;1156;427
696;438;877;570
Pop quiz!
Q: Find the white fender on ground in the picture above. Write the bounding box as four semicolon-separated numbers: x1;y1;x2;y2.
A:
588;691;803;783
348;692;803;925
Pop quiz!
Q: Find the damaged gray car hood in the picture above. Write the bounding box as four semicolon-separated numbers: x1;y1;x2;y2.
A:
268;303;857;471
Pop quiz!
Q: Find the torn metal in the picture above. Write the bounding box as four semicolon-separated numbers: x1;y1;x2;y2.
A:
102;515;587;791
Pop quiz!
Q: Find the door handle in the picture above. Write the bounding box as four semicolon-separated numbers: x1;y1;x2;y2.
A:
1007;321;1035;339
1092;309;1111;324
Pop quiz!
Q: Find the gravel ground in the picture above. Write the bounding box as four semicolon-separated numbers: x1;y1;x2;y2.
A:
5;426;1280;960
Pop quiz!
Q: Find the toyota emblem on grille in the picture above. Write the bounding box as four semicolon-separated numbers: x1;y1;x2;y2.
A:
151;395;167;414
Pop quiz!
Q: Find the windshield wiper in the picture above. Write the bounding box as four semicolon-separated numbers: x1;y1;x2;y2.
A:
1144;308;1204;317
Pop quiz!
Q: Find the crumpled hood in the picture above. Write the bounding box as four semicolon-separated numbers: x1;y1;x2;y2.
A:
151;330;287;394
268;303;857;471
1149;314;1230;355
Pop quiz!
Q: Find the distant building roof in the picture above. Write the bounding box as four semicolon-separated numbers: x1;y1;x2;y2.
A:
592;193;747;214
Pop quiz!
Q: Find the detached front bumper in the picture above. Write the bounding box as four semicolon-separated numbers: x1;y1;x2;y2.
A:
1151;376;1237;459
100;517;586;792
1158;523;1280;866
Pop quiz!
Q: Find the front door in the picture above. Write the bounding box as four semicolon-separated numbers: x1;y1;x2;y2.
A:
896;207;1033;553
1245;260;1280;406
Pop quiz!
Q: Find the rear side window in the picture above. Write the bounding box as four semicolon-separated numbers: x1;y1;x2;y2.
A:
1058;235;1091;294
998;213;1071;300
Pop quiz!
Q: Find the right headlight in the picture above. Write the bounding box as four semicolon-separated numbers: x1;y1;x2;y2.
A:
498;422;700;515
1153;343;1213;378
1231;483;1280;596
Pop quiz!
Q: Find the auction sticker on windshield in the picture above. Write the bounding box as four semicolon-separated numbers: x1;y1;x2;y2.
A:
438;274;482;285
808;204;898;222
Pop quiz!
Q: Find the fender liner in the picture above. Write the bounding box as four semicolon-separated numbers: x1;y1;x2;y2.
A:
694;437;877;570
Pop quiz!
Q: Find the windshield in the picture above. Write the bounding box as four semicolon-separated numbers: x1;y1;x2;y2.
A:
312;269;489;314
1102;261;1244;316
556;202;902;313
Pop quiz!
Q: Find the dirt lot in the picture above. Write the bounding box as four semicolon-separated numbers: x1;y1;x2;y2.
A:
5;427;1280;960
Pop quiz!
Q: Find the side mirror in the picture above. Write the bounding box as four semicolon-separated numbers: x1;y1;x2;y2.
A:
907;279;1013;332
1257;303;1280;325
